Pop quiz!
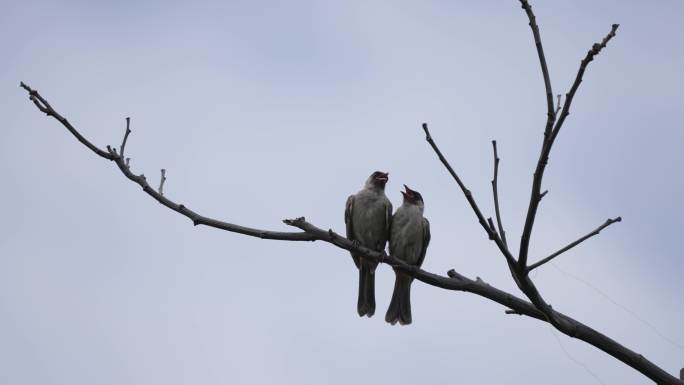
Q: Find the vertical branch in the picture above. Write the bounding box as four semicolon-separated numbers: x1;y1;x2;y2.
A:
516;0;557;269
519;0;556;139
491;140;508;248
120;117;131;157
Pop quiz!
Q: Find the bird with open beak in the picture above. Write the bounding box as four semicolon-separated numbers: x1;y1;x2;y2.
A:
385;184;431;325
344;171;392;317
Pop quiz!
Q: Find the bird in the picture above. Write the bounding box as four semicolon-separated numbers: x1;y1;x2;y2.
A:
385;184;430;325
345;171;392;317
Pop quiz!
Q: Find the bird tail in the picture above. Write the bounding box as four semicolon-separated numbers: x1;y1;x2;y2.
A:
357;260;376;317
385;272;413;325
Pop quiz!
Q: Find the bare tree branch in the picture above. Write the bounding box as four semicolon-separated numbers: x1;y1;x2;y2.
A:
416;13;679;385
20;82;116;160
21;82;681;384
517;23;619;270
20;83;314;241
549;23;619;145
491;140;508;248
528;217;622;272
519;0;556;139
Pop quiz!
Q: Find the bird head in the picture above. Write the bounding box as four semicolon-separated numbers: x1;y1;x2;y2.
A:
401;184;424;208
366;171;389;189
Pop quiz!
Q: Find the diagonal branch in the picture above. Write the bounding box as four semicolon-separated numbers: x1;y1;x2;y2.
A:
550;23;619;143
527;217;622;272
491;140;508;248
20;82;116;160
20;82;314;242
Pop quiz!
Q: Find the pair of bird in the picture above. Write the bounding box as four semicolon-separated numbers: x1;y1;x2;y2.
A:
344;171;430;325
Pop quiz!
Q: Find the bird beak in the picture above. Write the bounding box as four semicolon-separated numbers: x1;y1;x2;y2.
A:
402;184;414;200
377;172;389;183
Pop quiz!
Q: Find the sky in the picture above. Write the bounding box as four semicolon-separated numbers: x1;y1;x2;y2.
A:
1;0;683;384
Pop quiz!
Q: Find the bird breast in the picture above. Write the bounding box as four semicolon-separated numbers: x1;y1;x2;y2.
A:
351;193;389;251
389;208;424;265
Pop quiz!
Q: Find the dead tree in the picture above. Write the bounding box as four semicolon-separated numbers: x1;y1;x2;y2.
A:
20;1;683;384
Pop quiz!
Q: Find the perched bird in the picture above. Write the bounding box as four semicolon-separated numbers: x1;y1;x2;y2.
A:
386;185;430;325
345;171;392;317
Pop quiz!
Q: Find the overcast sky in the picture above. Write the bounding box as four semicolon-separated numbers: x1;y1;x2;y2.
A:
2;1;683;384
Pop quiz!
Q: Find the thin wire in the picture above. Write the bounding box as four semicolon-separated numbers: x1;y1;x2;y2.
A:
529;267;606;383
546;324;607;385
550;262;684;351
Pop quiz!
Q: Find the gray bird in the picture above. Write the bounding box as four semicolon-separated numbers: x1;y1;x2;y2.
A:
345;171;392;317
386;185;430;325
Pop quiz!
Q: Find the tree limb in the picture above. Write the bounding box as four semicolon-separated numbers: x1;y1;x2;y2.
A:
527;217;622;272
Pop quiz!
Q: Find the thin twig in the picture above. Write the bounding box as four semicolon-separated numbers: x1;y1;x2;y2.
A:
491;140;508;248
540;189;548;201
19;82;116;160
550;24;619;144
158;169;167;195
120;117;131;157
528;217;622;272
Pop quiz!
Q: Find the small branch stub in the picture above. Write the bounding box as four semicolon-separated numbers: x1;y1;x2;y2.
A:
158;169;167;195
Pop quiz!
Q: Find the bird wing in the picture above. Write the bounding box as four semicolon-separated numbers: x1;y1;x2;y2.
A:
345;195;355;241
416;218;431;268
384;199;393;245
345;195;360;268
